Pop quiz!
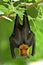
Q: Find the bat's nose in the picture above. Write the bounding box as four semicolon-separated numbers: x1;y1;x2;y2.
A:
21;52;27;56
21;54;27;56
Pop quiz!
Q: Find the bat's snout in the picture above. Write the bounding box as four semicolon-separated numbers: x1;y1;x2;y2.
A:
19;44;30;56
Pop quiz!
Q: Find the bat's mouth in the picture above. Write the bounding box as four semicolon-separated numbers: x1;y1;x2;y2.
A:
19;53;30;58
21;54;27;56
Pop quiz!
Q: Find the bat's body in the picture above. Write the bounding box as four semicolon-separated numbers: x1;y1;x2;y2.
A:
9;11;35;58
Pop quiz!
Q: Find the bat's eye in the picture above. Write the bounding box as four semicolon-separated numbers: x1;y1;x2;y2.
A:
25;48;28;50
20;49;22;51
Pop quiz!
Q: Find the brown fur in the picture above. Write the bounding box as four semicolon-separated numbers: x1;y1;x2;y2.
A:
19;44;29;56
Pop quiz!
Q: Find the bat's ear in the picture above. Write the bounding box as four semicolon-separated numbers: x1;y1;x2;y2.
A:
13;14;20;32
15;14;20;26
23;10;30;29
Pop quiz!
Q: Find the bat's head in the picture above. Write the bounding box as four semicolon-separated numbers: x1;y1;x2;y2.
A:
19;43;30;56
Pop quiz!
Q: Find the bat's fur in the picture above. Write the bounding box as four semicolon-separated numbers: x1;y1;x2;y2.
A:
9;11;35;58
19;44;29;56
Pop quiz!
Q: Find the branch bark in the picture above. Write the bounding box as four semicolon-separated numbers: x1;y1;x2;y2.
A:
26;0;43;8
0;0;43;19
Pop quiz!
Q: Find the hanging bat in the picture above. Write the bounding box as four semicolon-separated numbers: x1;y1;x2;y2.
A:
9;10;35;58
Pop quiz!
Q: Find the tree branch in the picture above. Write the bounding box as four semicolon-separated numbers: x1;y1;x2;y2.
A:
0;0;43;19
0;12;15;18
26;0;43;8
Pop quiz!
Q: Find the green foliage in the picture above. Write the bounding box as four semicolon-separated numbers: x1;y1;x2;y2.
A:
0;5;8;14
0;0;43;65
27;7;38;18
3;0;9;2
0;18;14;39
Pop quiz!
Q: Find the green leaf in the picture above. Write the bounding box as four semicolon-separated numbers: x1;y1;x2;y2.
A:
38;3;43;7
28;0;32;2
13;0;19;2
27;7;38;18
0;18;14;39
0;5;8;14
3;0;9;2
13;1;20;6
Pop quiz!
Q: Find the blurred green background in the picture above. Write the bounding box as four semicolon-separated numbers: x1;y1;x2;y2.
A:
0;0;43;65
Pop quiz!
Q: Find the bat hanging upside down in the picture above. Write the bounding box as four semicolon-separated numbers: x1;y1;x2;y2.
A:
9;10;35;58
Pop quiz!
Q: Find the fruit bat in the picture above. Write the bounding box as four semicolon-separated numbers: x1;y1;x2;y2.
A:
9;11;35;58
